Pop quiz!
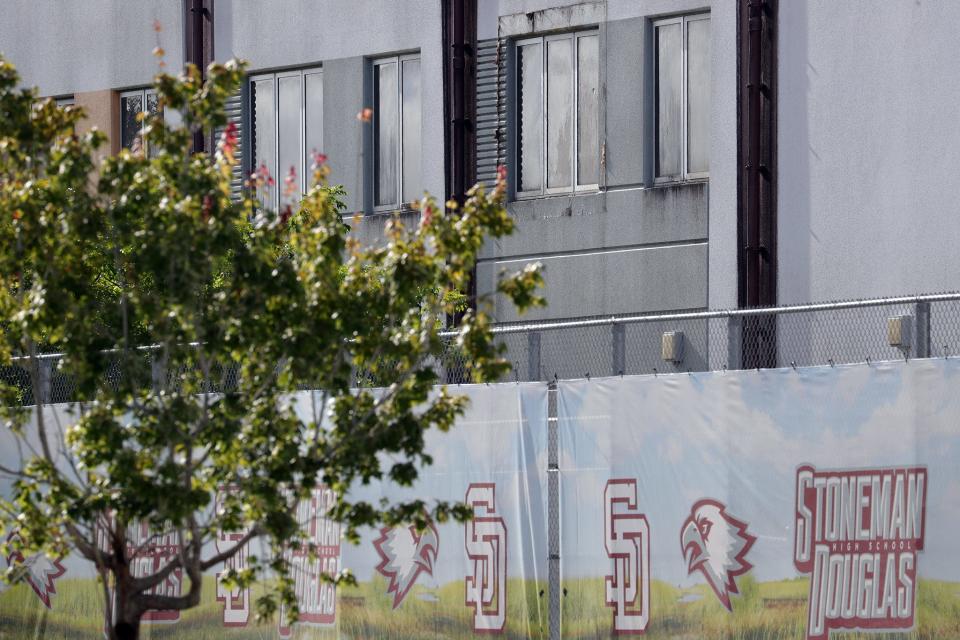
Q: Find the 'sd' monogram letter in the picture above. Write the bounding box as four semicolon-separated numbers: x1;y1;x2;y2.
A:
604;479;650;634
465;483;507;633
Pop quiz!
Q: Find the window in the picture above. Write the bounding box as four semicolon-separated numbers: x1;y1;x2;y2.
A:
55;95;75;108
120;88;161;157
654;13;710;182
373;54;421;210
250;67;324;210
516;30;599;197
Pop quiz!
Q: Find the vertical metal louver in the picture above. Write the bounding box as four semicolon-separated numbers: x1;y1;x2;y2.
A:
475;38;505;187
214;88;247;200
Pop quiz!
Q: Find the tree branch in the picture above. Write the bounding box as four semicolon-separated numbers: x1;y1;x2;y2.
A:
129;522;261;594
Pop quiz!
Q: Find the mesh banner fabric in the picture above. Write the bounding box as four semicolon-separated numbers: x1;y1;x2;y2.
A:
557;358;959;639
0;382;549;639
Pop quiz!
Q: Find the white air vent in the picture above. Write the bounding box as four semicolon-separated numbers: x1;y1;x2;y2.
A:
887;315;913;351
662;331;685;364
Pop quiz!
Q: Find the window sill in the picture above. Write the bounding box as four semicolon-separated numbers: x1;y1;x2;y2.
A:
513;188;599;203
650;177;709;189
370;203;420;216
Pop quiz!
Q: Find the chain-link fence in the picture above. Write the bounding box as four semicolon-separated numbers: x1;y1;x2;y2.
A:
4;293;958;640
438;292;960;383
4;293;960;405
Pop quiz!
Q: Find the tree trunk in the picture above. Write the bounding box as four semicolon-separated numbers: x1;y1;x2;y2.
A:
110;565;143;640
111;616;141;640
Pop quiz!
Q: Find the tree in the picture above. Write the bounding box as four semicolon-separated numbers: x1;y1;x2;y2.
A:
0;56;542;639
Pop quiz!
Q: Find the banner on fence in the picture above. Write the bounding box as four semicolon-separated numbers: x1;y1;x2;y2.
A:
0;382;549;639
557;358;959;639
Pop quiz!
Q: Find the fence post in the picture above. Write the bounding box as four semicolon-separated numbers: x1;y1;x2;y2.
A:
915;302;931;358
611;324;625;376
727;316;743;370
38;358;52;405
528;331;541;381
151;353;167;393
547;381;560;640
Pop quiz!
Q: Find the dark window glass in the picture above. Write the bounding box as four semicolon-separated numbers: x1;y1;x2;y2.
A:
120;93;144;153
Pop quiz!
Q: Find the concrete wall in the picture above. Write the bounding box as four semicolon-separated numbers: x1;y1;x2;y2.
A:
477;0;738;322
214;0;445;215
0;0;183;96
778;1;960;304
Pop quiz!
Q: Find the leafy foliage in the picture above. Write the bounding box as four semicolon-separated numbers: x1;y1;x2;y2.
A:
0;56;542;638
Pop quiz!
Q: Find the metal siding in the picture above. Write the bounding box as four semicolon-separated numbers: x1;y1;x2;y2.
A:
475;38;505;187
214;88;247;200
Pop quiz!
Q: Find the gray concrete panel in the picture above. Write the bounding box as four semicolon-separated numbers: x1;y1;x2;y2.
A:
607;0;716;22
486;183;707;260
478;241;707;322
0;0;183;96
215;0;439;69
498;2;606;37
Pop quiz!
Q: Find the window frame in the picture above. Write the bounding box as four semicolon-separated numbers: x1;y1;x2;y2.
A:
372;52;420;212
249;66;324;211
119;87;161;155
515;29;600;200
653;12;710;184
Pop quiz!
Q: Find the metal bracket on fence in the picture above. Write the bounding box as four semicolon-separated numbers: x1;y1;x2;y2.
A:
528;331;541;382
611;324;625;376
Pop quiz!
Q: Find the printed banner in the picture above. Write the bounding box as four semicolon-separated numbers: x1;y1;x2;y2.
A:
0;382;549;639
557;358;960;639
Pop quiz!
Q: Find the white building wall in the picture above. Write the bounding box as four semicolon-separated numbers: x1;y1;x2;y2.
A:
778;0;960;304
0;0;183;96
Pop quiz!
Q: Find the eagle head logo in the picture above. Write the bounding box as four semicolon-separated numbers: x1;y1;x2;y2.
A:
3;532;66;608
373;520;439;608
680;499;755;610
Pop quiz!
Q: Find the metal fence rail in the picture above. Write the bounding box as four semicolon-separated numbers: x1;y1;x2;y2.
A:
4;292;960;404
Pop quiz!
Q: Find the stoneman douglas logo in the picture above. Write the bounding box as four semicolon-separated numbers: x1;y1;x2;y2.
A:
680;499;755;611
794;465;927;639
604;479;650;634
373;519;439;608
278;486;341;638
2;531;66;608
464;483;507;633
